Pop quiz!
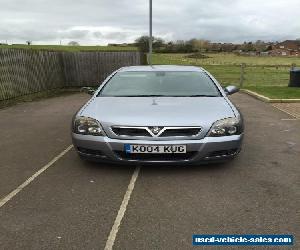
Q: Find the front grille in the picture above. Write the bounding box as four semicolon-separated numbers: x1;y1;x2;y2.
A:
111;126;201;138
115;151;197;161
160;128;201;137
111;127;151;137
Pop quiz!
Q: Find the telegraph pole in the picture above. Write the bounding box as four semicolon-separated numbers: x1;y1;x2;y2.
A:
148;0;153;65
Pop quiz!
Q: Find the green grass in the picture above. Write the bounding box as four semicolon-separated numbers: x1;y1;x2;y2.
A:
152;52;300;66
0;44;138;52
152;53;299;87
244;86;300;99
152;53;300;99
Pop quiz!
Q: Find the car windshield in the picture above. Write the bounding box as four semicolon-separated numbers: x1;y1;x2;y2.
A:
98;71;221;97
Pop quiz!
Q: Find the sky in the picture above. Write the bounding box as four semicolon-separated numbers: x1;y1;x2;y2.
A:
0;0;300;45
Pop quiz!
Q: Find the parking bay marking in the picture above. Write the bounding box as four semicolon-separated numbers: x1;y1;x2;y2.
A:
104;166;140;250
0;145;73;208
272;104;300;119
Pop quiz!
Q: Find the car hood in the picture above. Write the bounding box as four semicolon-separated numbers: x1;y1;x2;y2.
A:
80;97;235;129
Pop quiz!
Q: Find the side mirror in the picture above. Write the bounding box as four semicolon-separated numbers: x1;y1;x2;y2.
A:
224;85;239;95
81;87;95;95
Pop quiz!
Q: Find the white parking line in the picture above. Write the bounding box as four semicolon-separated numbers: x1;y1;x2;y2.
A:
0;145;73;208
104;166;141;250
272;104;299;119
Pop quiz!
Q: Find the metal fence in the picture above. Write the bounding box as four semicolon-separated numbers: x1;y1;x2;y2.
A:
0;49;145;101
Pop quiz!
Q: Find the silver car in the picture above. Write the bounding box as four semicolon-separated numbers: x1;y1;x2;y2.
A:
72;65;243;164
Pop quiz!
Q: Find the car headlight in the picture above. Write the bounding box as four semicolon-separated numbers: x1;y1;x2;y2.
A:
208;117;242;137
73;116;104;136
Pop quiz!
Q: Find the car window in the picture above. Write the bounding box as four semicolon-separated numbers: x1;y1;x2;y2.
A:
98;71;221;97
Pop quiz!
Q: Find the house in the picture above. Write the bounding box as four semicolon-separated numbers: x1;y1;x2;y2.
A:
270;40;300;56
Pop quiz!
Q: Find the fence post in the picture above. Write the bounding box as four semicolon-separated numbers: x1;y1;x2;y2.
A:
240;63;246;88
291;63;296;70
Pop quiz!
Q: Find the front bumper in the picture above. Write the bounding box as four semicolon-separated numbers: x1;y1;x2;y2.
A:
72;133;243;164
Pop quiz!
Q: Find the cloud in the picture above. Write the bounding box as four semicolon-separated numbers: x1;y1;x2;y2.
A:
0;0;299;45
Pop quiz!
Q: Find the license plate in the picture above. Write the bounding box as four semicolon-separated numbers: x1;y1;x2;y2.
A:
124;144;186;154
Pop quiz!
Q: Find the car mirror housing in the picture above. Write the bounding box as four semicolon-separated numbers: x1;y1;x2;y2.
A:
224;85;239;95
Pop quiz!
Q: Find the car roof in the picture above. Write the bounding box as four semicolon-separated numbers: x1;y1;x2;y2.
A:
118;65;205;72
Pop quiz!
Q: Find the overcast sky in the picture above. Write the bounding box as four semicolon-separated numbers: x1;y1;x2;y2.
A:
1;0;299;45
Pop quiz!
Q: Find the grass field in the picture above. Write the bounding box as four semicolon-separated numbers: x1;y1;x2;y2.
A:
152;53;300;98
0;44;138;52
152;53;300;66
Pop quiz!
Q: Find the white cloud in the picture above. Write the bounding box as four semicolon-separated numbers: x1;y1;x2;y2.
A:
0;0;299;45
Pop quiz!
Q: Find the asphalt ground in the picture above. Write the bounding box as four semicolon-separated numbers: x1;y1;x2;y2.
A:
0;92;299;250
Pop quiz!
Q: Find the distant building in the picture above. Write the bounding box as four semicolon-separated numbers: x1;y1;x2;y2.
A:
270;40;300;56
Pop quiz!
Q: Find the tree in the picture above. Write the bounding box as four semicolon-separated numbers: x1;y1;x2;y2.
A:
135;36;165;52
254;40;267;52
153;38;164;49
266;45;273;51
68;41;80;46
26;41;32;45
188;39;211;52
241;41;255;52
